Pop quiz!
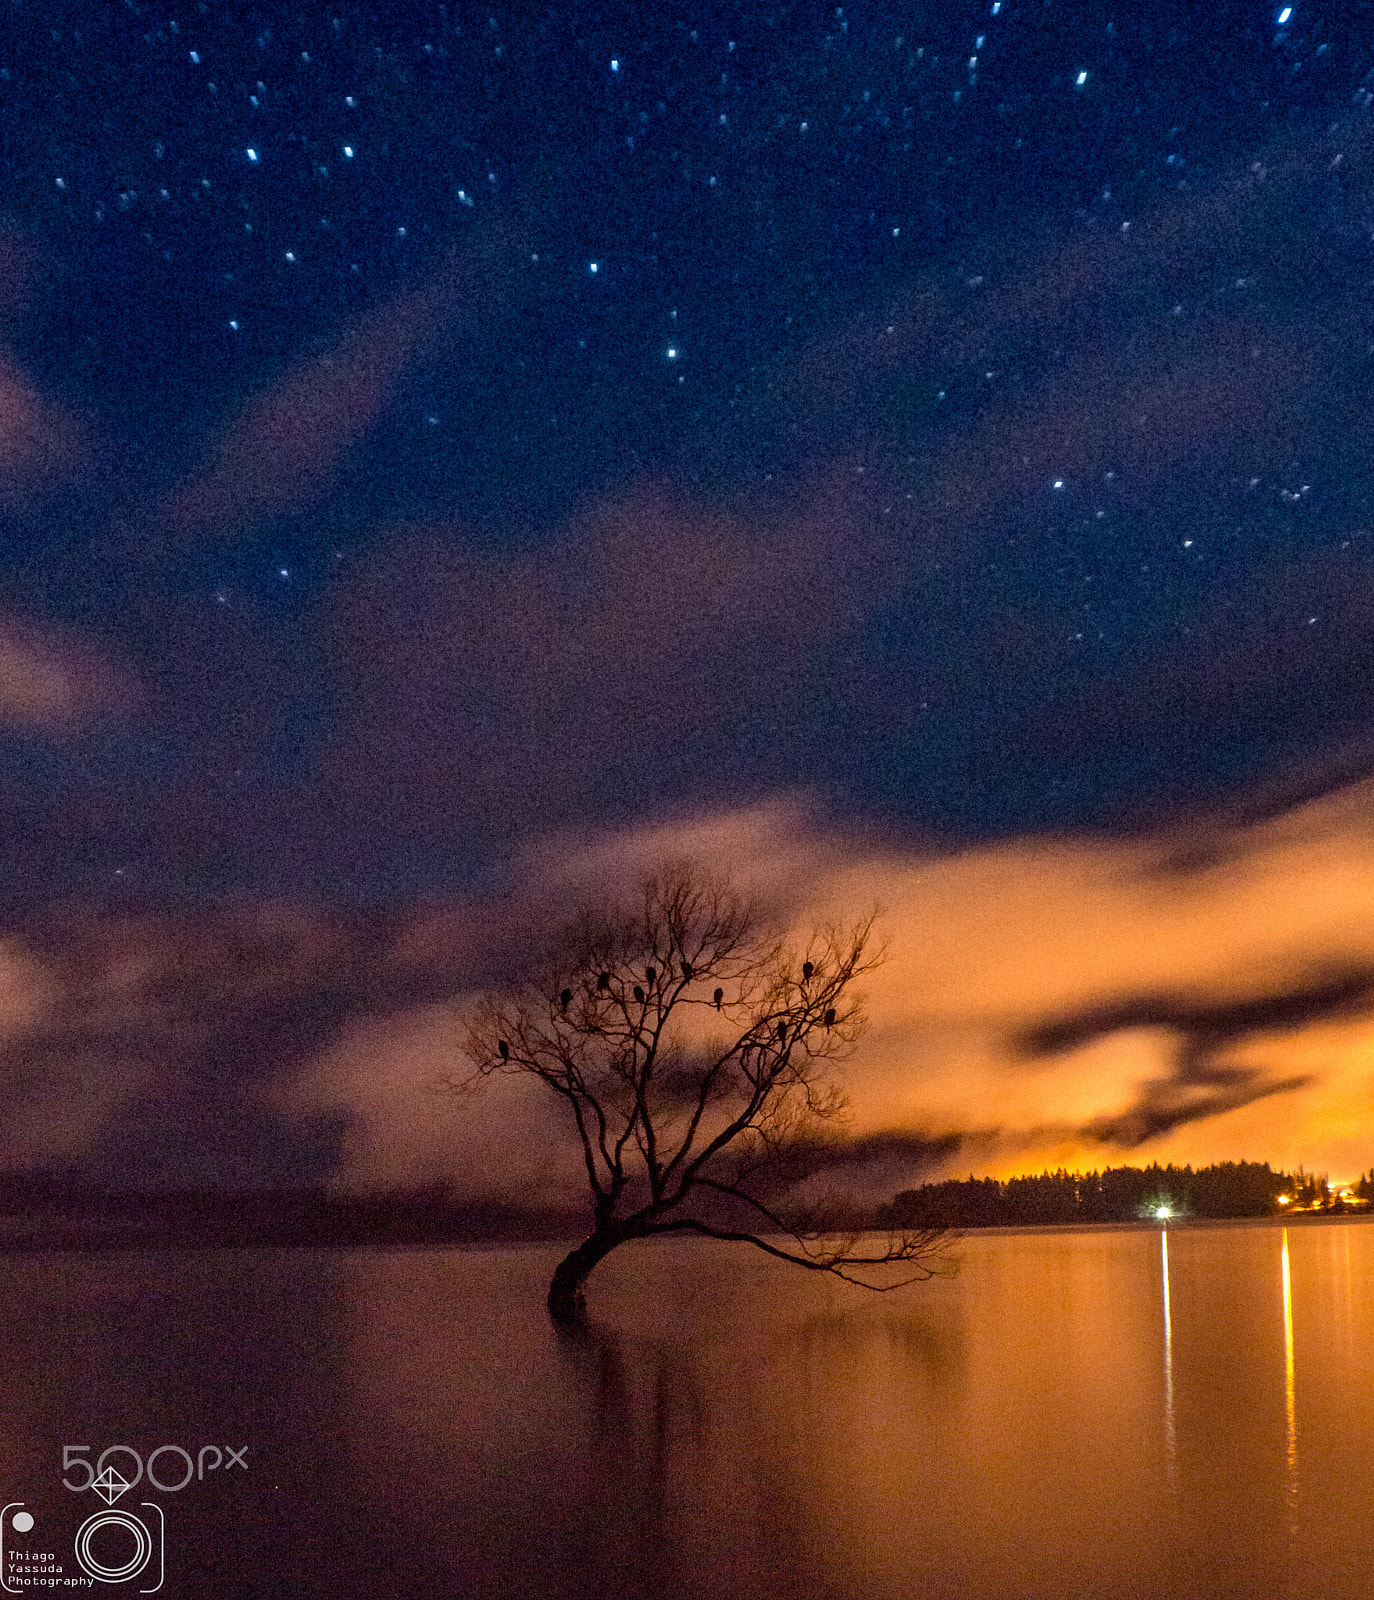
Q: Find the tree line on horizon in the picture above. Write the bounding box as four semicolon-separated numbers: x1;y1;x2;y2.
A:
879;1161;1374;1229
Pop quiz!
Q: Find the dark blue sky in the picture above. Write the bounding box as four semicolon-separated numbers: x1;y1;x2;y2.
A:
0;0;1371;903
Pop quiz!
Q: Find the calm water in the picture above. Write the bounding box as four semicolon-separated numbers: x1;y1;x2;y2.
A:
0;1221;1371;1598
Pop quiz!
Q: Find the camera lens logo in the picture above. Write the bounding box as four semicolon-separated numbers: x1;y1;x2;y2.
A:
74;1510;153;1583
2;1502;166;1593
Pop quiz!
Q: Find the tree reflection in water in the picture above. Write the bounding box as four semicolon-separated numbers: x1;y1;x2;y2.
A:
540;1284;970;1599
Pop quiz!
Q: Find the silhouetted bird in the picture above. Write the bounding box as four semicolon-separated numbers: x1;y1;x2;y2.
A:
802;961;814;980
645;967;656;985
713;987;723;1010
560;988;572;1012
823;1009;835;1029
597;972;611;991
777;1021;787;1042
681;960;693;979
498;1039;510;1060
633;985;645;1003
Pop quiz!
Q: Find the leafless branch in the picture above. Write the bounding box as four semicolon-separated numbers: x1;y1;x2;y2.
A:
454;862;946;1319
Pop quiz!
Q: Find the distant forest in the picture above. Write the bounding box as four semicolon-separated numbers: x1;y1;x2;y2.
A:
880;1162;1374;1229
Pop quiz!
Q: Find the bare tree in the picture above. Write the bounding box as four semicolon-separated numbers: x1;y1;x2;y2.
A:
459;864;949;1322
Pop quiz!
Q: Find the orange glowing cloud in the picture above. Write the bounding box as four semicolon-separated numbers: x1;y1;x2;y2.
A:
284;779;1374;1195
797;781;1374;1182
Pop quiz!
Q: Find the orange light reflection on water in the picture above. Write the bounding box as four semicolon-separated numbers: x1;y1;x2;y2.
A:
1161;1226;1176;1493
1281;1227;1298;1533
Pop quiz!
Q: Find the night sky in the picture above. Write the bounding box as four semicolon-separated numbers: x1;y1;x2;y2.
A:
2;0;1374;1192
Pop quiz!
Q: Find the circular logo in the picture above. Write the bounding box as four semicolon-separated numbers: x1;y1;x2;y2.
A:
74;1509;152;1583
10;1511;32;1533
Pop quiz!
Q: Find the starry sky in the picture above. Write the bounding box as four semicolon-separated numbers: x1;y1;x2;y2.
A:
3;0;1374;1192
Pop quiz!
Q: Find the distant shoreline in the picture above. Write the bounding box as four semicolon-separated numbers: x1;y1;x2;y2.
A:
947;1210;1374;1239
0;1206;1368;1253
0;1163;1366;1253
0;1184;588;1251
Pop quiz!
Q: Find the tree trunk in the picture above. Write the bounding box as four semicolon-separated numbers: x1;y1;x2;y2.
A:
547;1225;625;1323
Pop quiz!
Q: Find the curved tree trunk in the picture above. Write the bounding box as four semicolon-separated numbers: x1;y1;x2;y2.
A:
547;1226;626;1323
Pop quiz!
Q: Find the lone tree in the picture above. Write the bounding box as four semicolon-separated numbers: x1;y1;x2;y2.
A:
460;864;949;1323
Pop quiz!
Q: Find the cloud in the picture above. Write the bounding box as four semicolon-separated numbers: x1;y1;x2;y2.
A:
8;769;1374;1192
0;355;90;509
280;772;1374;1196
0;900;469;1183
815;778;1374;1179
318;474;900;869
274;1002;576;1200
162;285;447;534
1010;971;1374;1145
0;937;104;1167
0;612;137;731
725;123;1374;833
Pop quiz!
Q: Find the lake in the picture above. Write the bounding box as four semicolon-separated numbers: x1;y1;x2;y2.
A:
0;1219;1369;1598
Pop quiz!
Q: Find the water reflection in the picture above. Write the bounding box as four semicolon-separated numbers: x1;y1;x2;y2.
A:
1161;1226;1176;1491
1281;1229;1297;1473
1281;1228;1298;1537
1339;1226;1354;1360
334;1243;978;1599
1;1226;1374;1597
